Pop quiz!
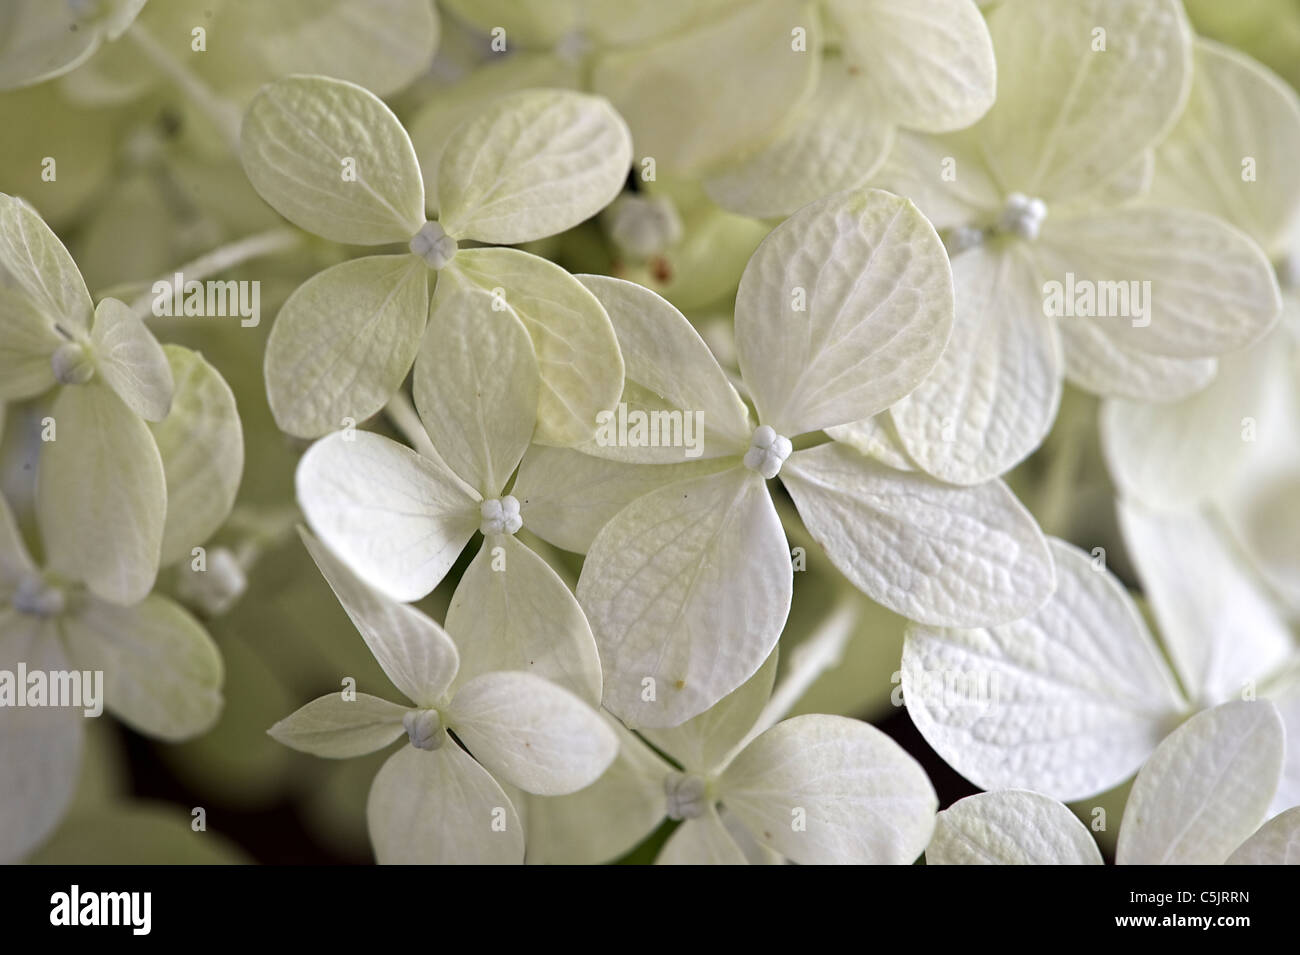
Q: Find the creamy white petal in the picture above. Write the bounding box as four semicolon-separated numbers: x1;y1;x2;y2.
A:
735;189;953;437
268;692;408;759
1058;318;1216;401
1117;700;1285;865
89;297;172;421
901;539;1190;800
296;430;480;602
781;442;1055;627
1227;807;1300;865
927;790;1103;865
719;714;937;865
0;193;94;333
655;807;749;865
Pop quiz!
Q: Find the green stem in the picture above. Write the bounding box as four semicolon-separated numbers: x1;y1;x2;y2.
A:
130;228;301;316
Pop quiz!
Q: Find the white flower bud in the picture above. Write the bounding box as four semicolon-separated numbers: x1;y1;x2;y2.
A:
743;425;792;479
664;772;710;821
403;709;446;751
480;495;523;536
51;340;95;385
409;220;458;270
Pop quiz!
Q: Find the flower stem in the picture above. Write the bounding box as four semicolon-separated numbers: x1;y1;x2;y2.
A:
130;228;301;315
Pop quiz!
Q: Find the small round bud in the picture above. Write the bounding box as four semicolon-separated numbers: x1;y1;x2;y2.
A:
403;709;446;751
664;772;710;821
51;341;95;385
409;220;458;270
13;575;66;618
605;194;684;260
480;495;523;536
743;425;793;479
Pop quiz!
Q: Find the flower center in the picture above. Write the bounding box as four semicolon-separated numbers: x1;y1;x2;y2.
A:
51;340;95;385
409;221;457;270
12;575;66;618
605;194;684;260
479;495;522;536
743;425;792;479
664;772;710;821
998;192;1048;241
174;546;248;617
403;709;447;751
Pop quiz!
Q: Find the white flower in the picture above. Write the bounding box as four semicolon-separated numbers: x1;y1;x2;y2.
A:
520;650;937;865
926;701;1296;865
241;76;631;444
523;189;1053;728
0;492;224;863
0;0;145;90
269;530;617;864
869;0;1282;485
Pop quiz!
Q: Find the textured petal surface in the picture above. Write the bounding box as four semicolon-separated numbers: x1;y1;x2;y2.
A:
927;790;1103;865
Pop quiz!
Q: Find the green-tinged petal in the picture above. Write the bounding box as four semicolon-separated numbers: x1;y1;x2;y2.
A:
871;128;1002;231
446;536;602;705
927;791;1103;865
447;671;617;796
436;89;631;244
447;248;623;447
1117;700;1284;865
656;807;749;865
0;0;108;90
268;692;408;758
265;255;430;439
367;743;524;864
60;593;223;741
0;193;93;333
150;346;243;568
1058;318;1216;400
576;466;792;729
735;189;953;437
90;297;173;422
719;714;937;865
37;382;166;605
901;539;1190;801
240;76;425;244
414;266;539;496
296;430;479;602
299;528;460;707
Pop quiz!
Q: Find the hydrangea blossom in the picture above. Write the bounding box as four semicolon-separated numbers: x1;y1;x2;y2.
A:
241;75;631;444
549;189;1054;728
269;530;617;864
926;701;1296;865
868;0;1282;485
520;650;937;865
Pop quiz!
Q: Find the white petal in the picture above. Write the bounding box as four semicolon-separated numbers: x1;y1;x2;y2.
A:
240;76;425;244
827;0;996;131
414;266;539;496
1264;674;1300;816
977;0;1191;201
1117;700;1285;865
0;193;93;333
150;346;243;568
1227;807;1300;865
901;539;1190;801
870;129;1002;232
512;445;737;554
0;611;81;863
36;382;166;605
265;255;429;439
1148;39;1300;253
891;243;1063;484
735;189;953;437
89;297;172;421
447;671;618;796
1036;207;1280;359
522;715;672;865
824;414;917;471
927;790;1103;865
436;89;631;244
367;743;523;864
643;650;779;775
299;528;460;707
591;0;818;176
703;61;895;220
446;536;603;706
656;808;749;865
719;714;937;865
781;442;1055;627
447;248;624;448
1058;318;1216;401
576;466;792;728
575;274;752;461
268;692;408;758
0;0;104;90
296;430;479;602
1117;502;1293;706
60;593;222;740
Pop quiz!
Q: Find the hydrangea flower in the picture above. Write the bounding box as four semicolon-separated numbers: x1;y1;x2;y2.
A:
269;530;617;864
0;492;224;862
295;278;603;703
548;189;1054;728
520;650;937;865
902;536;1300;810
926;701;1296;865
868;0;1282;485
241;75;631;444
